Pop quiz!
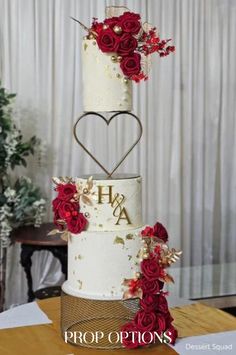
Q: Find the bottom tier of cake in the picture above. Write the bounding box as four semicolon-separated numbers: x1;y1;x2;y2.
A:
65;227;144;300
61;290;139;349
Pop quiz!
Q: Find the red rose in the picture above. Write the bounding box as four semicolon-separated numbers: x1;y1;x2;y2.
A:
157;294;169;314
156;314;166;332
134;310;157;332
165;325;178;345
52;197;61;211
141;226;154;237
141;278;160;295
153;222;168;243
120;53;141;77
141;257;161;281
140;294;159;312
91;21;103;35
104;16;120;28
117;33;137;55
119;11;141;34
66;213;87;234
121;322;139;349
58;201;79;220
56;183;77;201
96;28;120;53
164;311;174;328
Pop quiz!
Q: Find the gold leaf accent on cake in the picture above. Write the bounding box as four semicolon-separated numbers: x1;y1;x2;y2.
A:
82;194;93;205
84;43;88;51
126;233;134;240
87;176;93;189
113;236;125;246
160;248;183;267
128;255;132;260
77;254;83;260
48;229;60;236
75;176;95;206
99;224;103;228
161;273;174;284
77;280;83;289
61;231;70;241
74;256;77;261
122;278;143;300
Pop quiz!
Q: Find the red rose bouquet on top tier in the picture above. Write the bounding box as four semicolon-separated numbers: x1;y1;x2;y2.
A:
90;10;175;82
73;6;175;82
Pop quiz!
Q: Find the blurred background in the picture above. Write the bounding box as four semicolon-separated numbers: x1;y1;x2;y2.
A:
0;0;235;310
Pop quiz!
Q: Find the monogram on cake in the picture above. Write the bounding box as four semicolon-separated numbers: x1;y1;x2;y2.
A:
62;174;144;299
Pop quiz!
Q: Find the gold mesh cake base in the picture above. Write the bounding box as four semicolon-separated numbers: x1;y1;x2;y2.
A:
61;290;140;349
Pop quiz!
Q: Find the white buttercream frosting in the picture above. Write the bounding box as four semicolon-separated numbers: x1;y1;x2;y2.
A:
63;227;143;300
76;175;142;232
82;39;132;112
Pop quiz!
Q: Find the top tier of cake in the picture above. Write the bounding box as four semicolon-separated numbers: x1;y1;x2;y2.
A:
76;175;142;232
82;39;133;112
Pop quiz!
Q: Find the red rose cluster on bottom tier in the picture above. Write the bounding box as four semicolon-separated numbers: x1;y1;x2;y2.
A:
121;222;181;349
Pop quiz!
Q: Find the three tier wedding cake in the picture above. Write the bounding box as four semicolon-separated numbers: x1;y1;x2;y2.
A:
51;6;180;350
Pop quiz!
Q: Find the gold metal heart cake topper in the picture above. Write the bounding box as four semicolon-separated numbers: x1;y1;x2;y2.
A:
73;112;143;177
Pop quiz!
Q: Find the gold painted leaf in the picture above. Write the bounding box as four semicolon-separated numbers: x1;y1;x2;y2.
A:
114;236;125;246
82;194;93;206
126;234;134;240
57;219;66;225
163;273;175;284
75;182;81;192
87;176;93;190
123;290;133;300
61;231;70;241
47;229;61;236
164;248;182;265
122;278;131;286
123;289;143;300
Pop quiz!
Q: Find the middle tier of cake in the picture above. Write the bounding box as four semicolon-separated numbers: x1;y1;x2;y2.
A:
63;226;143;300
76;175;142;232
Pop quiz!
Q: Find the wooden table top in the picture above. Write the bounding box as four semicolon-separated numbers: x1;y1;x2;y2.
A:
11;223;67;246
0;297;236;355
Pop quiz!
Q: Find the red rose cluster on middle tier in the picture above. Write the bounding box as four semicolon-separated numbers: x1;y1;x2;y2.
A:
52;182;87;235
90;11;175;82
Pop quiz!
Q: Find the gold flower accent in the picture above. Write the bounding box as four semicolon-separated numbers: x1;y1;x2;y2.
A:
75;176;96;206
